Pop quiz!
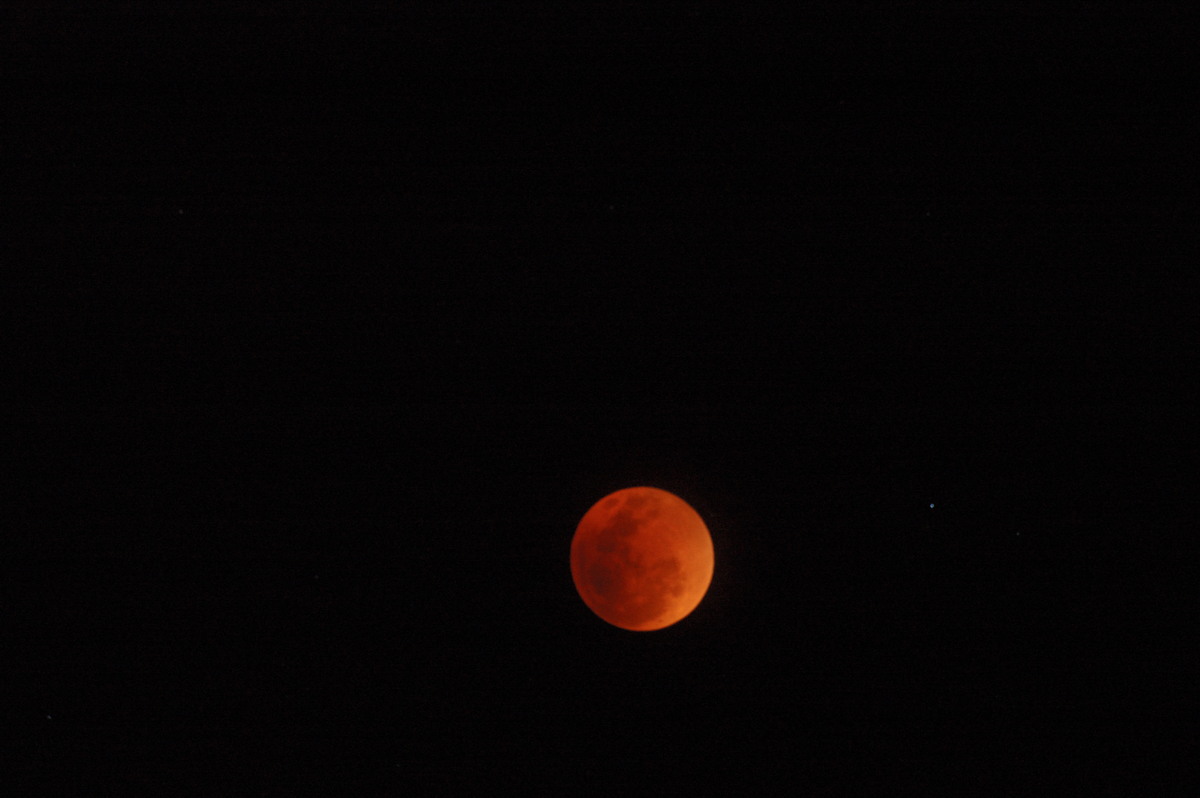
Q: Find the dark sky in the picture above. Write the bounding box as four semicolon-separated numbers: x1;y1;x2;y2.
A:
8;2;1195;792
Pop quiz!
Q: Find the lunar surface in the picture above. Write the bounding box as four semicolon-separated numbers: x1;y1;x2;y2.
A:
570;486;714;631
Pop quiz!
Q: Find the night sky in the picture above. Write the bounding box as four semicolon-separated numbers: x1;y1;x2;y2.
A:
8;2;1195;792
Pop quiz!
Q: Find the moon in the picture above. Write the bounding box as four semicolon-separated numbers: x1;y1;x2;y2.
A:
570;486;715;631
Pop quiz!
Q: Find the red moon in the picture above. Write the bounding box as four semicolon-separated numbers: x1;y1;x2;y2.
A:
570;487;714;631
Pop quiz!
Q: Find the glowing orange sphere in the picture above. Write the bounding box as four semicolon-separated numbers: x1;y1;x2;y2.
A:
570;486;714;631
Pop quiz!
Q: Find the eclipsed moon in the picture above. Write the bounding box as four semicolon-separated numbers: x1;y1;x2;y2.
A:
570;486;714;631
